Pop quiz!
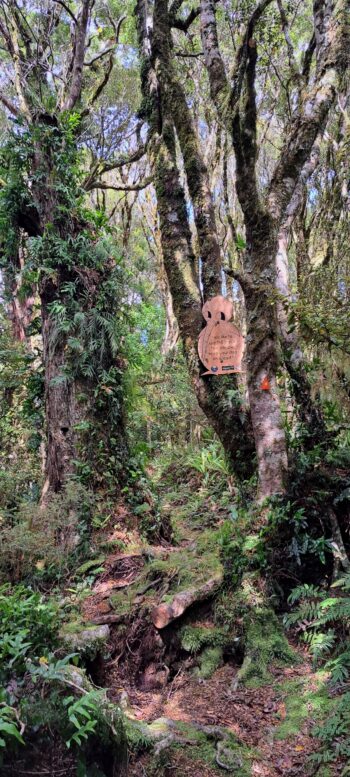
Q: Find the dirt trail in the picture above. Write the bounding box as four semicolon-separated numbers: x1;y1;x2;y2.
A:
79;475;327;776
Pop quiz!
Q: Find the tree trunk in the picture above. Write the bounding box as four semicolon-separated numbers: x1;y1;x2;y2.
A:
244;234;288;499
199;0;289;497
274;147;328;446
276;225;327;446
199;0;349;496
41;288;76;492
30;123;127;495
160;268;179;355
136;0;255;482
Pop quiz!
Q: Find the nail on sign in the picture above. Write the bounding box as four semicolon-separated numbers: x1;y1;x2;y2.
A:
198;295;244;376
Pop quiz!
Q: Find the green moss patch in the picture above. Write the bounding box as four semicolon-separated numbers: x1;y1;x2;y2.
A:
151;727;252;776
237;607;297;688
274;673;331;740
60;621;110;660
197;646;223;679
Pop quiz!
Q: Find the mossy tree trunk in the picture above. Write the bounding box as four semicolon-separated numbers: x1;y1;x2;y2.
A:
135;0;255;482
199;0;349;497
0;2;128;496
275;153;328;448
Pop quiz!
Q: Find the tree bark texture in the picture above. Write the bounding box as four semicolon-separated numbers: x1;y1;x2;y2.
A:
200;0;288;497
199;0;349;497
274;143;328;444
135;0;255;482
0;2;127;495
152;0;222;300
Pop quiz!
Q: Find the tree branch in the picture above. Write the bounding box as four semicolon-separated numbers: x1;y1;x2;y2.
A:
200;0;229;113
276;0;300;78
89;52;114;105
229;0;274;111
301;33;316;81
175;49;203;57
268;0;349;225
83;136;149;189
169;0;185;17
62;0;91;111
88;176;153;192
52;0;78;25
153;0;223;297
241;40;258;171
171;8;200;32
0;91;19;116
84;45;115;66
0;17;14;55
7;9;32;120
281;142;321;233
224;267;254;298
106;13;126;44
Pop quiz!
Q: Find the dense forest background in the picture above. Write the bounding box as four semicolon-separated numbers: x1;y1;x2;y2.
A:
0;0;349;775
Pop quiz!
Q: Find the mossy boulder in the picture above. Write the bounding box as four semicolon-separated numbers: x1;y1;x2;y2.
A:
61;623;110;660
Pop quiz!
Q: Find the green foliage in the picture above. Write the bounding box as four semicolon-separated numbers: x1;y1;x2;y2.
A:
0;119;128;495
181;625;228;654
0;703;24;749
310;691;350;769
0;585;59;682
123;718;152;752
238;607;296;688
5;655;125;762
124;302;199;461
180;623;238;679
75;557;106;577
0;311;43;517
284;577;350;680
197;646;223;679
0;479;95;583
186;442;231;480
63;692;102;748
274;674;330;741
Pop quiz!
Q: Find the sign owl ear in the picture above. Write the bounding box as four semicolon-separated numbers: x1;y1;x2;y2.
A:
201;295;233;321
201;299;213;320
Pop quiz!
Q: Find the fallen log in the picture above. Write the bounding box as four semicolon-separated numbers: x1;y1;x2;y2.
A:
151;572;223;629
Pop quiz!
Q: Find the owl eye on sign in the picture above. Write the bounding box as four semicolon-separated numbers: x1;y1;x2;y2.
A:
198;295;245;376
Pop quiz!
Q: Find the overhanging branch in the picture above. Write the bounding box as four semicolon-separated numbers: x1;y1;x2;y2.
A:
88;176;153;192
52;0;78;24
171;7;200;31
83;134;149;190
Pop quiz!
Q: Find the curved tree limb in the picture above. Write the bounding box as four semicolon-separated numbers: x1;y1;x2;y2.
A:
88;176;153;192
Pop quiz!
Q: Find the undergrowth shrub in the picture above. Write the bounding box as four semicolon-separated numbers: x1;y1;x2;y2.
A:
0;701;24;751
0;585;59;683
284;575;350;682
0;480;94;583
311;692;350;768
0;596;126;770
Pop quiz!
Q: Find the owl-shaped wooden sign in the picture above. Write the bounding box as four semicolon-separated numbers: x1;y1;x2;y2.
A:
198;295;244;376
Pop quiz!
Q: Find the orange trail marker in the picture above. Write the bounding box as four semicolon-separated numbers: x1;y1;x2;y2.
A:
260;376;270;390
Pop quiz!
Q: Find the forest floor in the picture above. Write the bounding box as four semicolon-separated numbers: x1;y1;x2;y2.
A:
70;460;340;776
